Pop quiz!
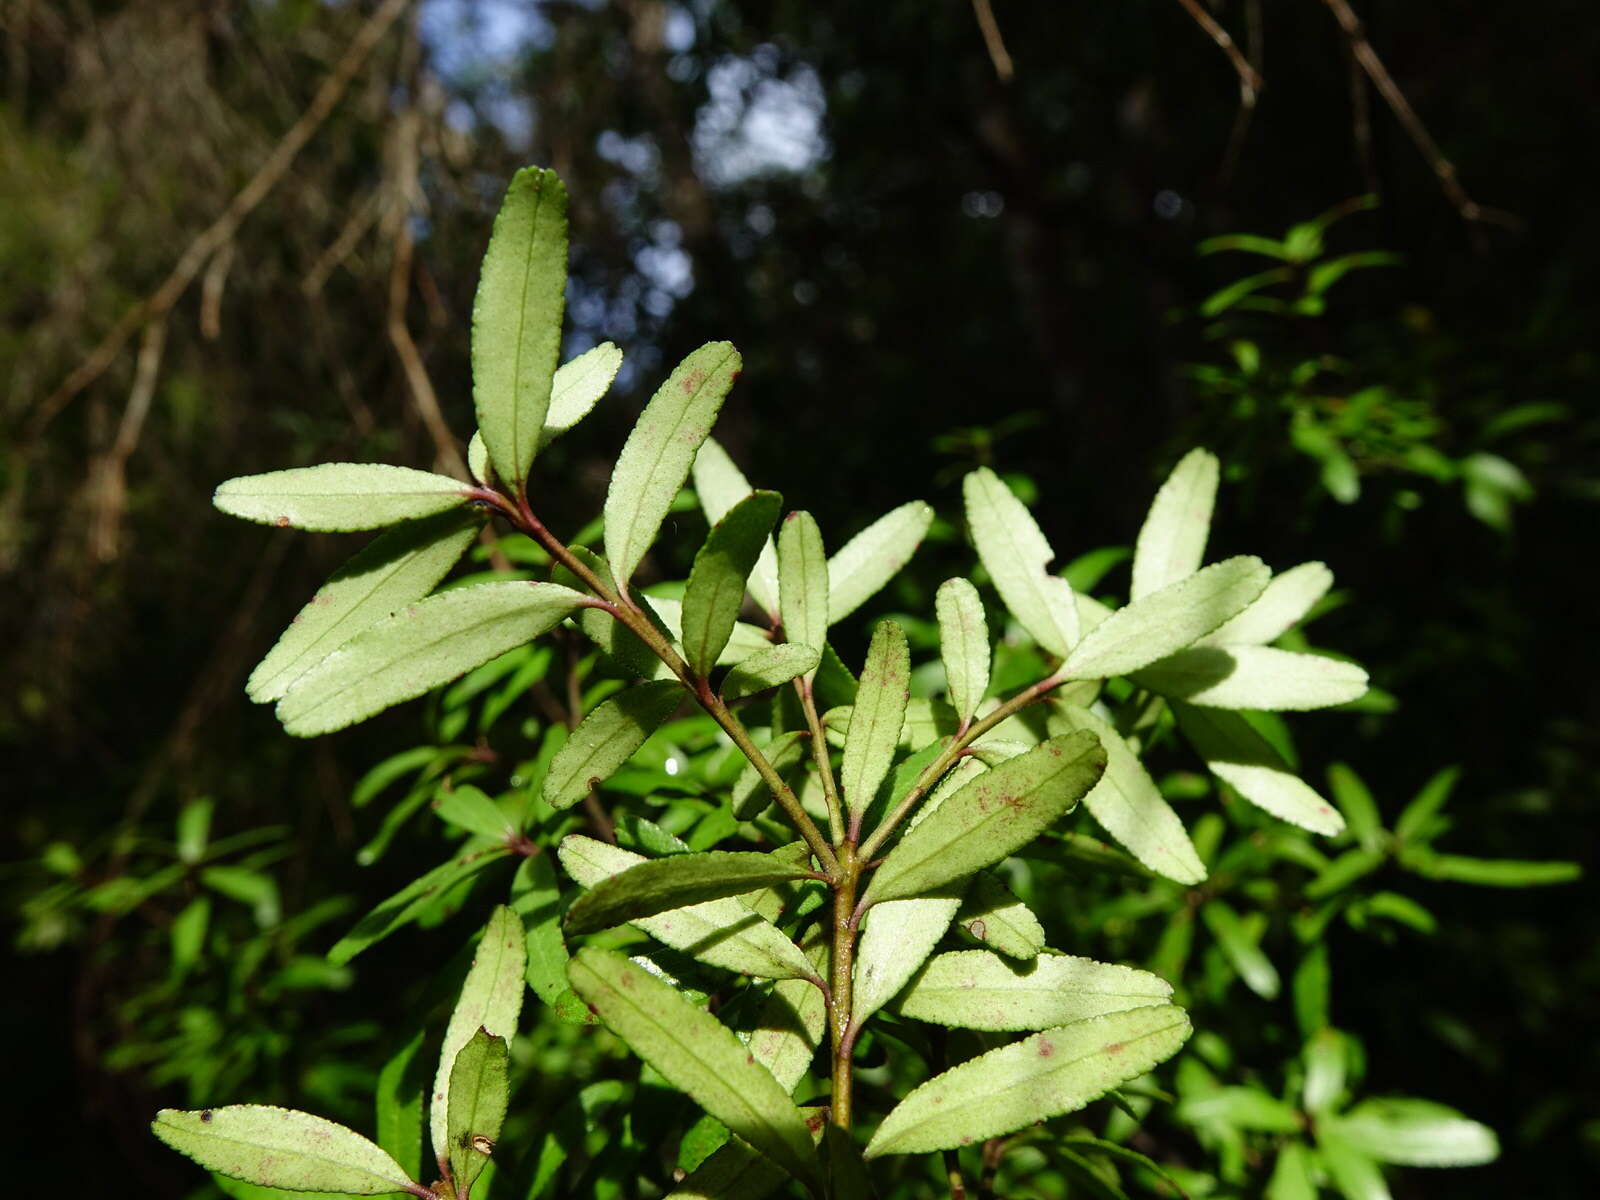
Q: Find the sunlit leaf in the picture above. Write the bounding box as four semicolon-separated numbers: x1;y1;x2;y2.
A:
897;950;1172;1031
151;1106;413;1194
434;785;513;840
692;437;781;619
1175;704;1345;836
852;887;965;1027
1324;1099;1498;1167
605;342;742;585
1136;646;1368;710
1267;1141;1320;1200
936;577;990;724
564;851;816;936
778;510;828;679
542;342;624;446
683;491;783;675
963;467;1079;656
1131;448;1218;600
542;680;683;809
1178;1085;1301;1132
214;463;470;532
827;500;934;624
1200;562;1333;647
722;643;821;702
446;1029;509;1194
744;929;830;1093
1317;1134;1393;1200
841;620;910;829
954;872;1044;959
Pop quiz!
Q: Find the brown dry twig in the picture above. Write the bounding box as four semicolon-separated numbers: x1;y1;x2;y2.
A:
970;0;1015;83
1174;0;1263;180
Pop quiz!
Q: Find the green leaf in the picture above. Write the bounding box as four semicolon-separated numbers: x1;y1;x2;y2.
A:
1303;1029;1348;1113
722;644;821;702
214;464;470;532
1136;646;1368;710
823;1124;876;1200
778;510;829;676
1201;900;1280;999
692;438;781;618
151;1106;414;1194
1325;1099;1498;1167
555;548;675;681
606;342;742;585
1317;1134;1393;1200
746;940;830;1094
936;577;990;723
564;851;816;936
1177;1086;1301;1132
543;342;624;446
200;865;280;927
731;730;809;818
683;491;783;675
864;1005;1192;1157
1131;449;1219;600
648;595;772;668
430;906;526;1169
1306;848;1385;899
897;949;1173;1031
1402;852;1580;888
1175;704;1345;836
1327;763;1384;851
665;1140;796;1200
511;854;570;1008
963;468;1079;656
434;785;513;840
275;582;584;737
375;1032;426;1183
1062;557;1268;681
447;1030;510;1195
841;621;911;829
542;680;683;809
471;165;568;488
169;896;210;980
567;947;822;1190
210;1175;349;1200
954;872;1044;959
1293;944;1332;1037
467;430;493;486
558;836;817;980
327;849;508;965
827;500;934;624
1200;562;1333;647
1048;703;1205;885
247;512;480;704
1267;1142;1319;1200
851;889;965;1027
1394;767;1460;844
863;732;1106;907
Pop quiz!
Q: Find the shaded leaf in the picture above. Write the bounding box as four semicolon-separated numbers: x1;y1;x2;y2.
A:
1136;646;1368;710
731;730;809;819
963;468;1078;656
543;680;683;809
214;464;470;532
852;888;965;1027
827;500;934;624
1131;449;1218;600
897;950;1172;1031
692;437;781;618
151;1106;413;1194
327;848;509;965
1201;900;1280;999
375;1032;426;1184
511;853;570;1008
1317;1134;1393;1200
434;785;513;840
1325;1099;1498;1167
683;490;783;674
565;851;816;936
447;1030;509;1195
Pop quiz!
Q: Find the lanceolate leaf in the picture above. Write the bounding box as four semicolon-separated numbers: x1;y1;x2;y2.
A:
1047;703;1205;885
827;500;934;623
567;948;822;1190
963;468;1079;656
778;511;828;676
955;872;1045;959
564;851;817;935
864;1005;1192;1157
1136;646;1369;711
863;732;1106;907
275;582;584;737
1061;557;1269;681
731;730;809;818
682;490;783;675
151;1106;414;1195
214;464;470;532
744;929;830;1093
558;837;817;980
468;431;493;486
446;1030;510;1195
665;1141;792;1200
1201;900;1281;999
605;342;742;585
896;950;1173;1031
692;438;781;618
1131;448;1219;600
556;548;675;681
431;907;526;1168
511;853;570;1008
247;511;480;703
840;620;910;828
1323;1099;1498;1167
375;1033;426;1182
1201;561;1334;646
1175;703;1345;836
936;577;990;723
722;643;821;702
852;888;965;1027
647;595;773;667
542;342;625;445
327;848;510;965
543;680;683;809
471;165;568;488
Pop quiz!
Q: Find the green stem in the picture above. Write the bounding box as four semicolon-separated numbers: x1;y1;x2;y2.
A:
829;843;861;1131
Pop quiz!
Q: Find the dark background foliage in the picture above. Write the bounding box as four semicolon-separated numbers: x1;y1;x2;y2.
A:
2;0;1595;1194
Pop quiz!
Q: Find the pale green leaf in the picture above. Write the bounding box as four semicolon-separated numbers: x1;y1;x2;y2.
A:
430;906;526;1168
567;947;822;1189
542;342;624;445
1325;1099;1498;1167
897;949;1173;1031
1047;703;1205;885
841;620;911;828
683;491;783;675
722;643;821;702
936;577;990;723
744;929;829;1093
863;732;1106;907
731;730;809;818
558;836;817;980
275;582;584;737
1201;562;1333;646
1062;557;1268;681
778;510;828;677
1136;646;1368;710
692;438;781;619
151;1106;413;1194
606;342;742;584
565;851;816;935
1201;900;1280;999
851;888;965;1027
647;595;773;668
471;165;568;487
1318;1135;1393;1200
1267;1142;1319;1200
434;784;513;840
247;511;480;703
954;873;1044;959
1178;1086;1301;1132
214;464;470;532
543;680;683;809
864;1006;1192;1157
374;1032;425;1183
827;500;934;623
963;468;1079;655
468;430;492;486
1131;448;1219;600
447;1030;509;1194
556;548;676;681
1175;704;1345;835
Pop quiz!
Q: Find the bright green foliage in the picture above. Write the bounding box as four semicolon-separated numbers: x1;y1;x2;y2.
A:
1177;704;1346;835
896;949;1173;1030
374;1034;425;1182
963;467;1079;655
563;850;815;934
852;889;964;1026
692;437;782;618
721;643;820;701
446;1030;509;1195
682;490;783;674
151;1106;415;1194
955;871;1045;958
470;165;568;489
1136;645;1369;710
935;577;989;722
1324;1099;1498;1167
1131;447;1219;600
542;341;625;445
1201;561;1334;646
839;619;910;827
826;500;934;623
566;947;823;1191
213;463;470;531
777;509;829;675
542;680;683;809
